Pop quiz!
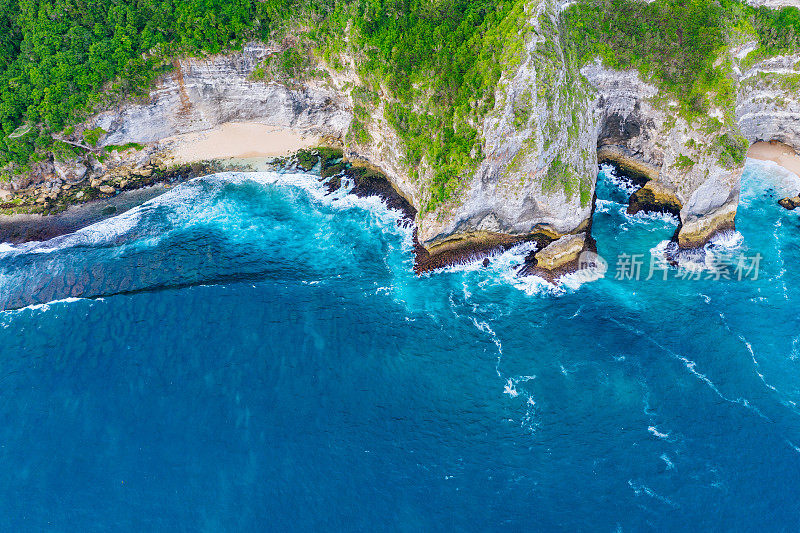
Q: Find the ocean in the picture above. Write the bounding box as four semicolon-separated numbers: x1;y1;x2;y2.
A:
1;160;799;530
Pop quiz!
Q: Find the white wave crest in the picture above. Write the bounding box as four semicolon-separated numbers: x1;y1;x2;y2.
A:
600;164;640;195
648;426;670;440
1;170;414;258
2;296;88;315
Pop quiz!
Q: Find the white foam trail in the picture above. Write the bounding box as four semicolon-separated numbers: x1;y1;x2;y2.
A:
648;426;670;440
786;440;800;455
743;158;800;200
466;301;539;434
594;198;616;214
660;453;675;470
623;207;679;225
503;378;519;397
1;296;88;315
610;317;769;421
709;230;744;249
601;164;640;195
1;170;415;259
627;479;679;509
471;316;503;376
426;240;602;296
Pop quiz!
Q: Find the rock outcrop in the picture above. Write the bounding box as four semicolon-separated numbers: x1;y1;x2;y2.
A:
736;51;800;151
584;60;746;249
627;180;682;216
414;0;596;258
778;195;800;210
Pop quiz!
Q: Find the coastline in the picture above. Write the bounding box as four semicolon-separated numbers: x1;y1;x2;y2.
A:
746;141;800;178
0;185;169;244
0;124;325;244
5;131;800;278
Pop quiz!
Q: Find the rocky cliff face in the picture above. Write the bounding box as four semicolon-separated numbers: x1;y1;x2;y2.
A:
413;0;596;257
8;1;800;278
747;0;799;7
583;61;744;249
736;51;800;150
93;43;351;149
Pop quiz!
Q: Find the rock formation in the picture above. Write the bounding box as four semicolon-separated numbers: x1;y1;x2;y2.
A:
4;0;799;280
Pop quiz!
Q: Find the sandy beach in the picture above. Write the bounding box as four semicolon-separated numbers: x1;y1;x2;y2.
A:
165;122;321;163
747;141;800;178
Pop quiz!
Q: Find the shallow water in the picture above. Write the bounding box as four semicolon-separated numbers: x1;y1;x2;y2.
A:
1;161;799;530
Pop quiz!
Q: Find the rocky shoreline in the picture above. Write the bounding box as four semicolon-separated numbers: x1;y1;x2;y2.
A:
0;156;220;219
0;145;592;281
2;144;798;283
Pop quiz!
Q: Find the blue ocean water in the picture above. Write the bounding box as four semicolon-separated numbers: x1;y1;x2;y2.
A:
1;160;800;530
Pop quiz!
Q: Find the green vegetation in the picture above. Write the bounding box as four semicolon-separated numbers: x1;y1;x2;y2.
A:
563;0;800;119
674;154;696;170
715;132;748;169
543;154;590;207
82;127;106;147
0;0;273;172
104;142;144;152
1;0;798;208
327;0;532;211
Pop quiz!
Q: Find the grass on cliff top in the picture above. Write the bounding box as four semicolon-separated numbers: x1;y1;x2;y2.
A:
316;0;532;213
563;0;800;121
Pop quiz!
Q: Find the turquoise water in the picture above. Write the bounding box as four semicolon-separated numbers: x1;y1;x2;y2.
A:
1;161;800;530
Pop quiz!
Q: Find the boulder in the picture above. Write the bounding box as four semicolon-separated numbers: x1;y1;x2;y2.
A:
778;196;800;210
54;160;87;182
99;185;116;195
533;233;587;272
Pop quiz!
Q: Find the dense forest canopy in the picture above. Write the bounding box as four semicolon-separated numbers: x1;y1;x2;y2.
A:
0;0;799;200
564;0;800;116
0;0;273;169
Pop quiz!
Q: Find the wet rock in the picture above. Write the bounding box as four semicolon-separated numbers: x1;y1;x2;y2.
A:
531;233;586;272
518;232;598;282
98;185;116;195
627;180;682;216
778;195;800;210
295;149;317;171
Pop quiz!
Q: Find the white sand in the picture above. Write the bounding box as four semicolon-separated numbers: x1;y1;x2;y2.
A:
165;122;320;163
747;141;800;178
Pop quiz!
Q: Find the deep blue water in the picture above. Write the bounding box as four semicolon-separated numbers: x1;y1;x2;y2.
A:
2;161;800;531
